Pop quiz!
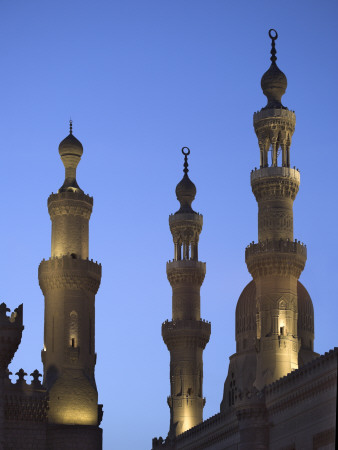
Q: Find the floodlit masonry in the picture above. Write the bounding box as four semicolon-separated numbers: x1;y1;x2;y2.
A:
152;29;336;450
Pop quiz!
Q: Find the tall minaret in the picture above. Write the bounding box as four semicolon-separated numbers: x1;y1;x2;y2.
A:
245;30;307;390
38;122;102;431
162;148;211;437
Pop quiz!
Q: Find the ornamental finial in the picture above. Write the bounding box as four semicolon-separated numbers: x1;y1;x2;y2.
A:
182;147;190;176
269;29;278;64
69;118;73;135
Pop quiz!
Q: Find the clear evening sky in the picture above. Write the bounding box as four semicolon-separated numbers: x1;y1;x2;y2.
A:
0;1;337;449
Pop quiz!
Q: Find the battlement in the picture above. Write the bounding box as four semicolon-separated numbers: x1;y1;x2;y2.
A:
253;107;295;124
251;166;300;183
0;303;23;327
0;303;24;372
245;239;306;258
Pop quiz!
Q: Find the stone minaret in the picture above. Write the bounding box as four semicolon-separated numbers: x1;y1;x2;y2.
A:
245;30;307;390
162;148;211;437
39;122;102;433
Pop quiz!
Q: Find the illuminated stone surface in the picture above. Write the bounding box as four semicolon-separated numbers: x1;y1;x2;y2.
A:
152;30;337;450
0;124;102;449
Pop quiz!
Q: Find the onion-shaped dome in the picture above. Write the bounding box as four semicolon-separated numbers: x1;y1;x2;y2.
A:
58;133;83;159
58;121;83;193
175;147;197;214
175;174;196;213
261;63;287;109
261;29;288;110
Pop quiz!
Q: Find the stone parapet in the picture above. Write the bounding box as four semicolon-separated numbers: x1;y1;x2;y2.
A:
48;191;93;220
245;240;307;278
169;212;203;227
251;166;300;183
38;255;101;294
253;107;295;124
162;319;211;350
166;260;206;286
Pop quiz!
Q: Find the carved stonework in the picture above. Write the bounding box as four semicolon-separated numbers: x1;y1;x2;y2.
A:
39;256;101;294
48;193;93;220
166;260;206;286
252;176;300;201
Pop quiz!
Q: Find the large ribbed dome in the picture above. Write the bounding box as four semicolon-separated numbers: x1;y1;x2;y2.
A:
235;280;314;352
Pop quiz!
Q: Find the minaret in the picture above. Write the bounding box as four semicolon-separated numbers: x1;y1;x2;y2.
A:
245;30;307;390
38;122;102;431
162;148;211;437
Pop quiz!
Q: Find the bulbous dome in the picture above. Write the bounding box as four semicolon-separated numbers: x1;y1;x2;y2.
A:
175;174;197;214
261;62;287;109
57;122;84;193
58;133;83;158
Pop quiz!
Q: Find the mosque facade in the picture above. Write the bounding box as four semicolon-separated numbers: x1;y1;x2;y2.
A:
152;30;337;450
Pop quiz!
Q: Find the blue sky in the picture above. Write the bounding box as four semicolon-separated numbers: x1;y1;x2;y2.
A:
0;1;337;449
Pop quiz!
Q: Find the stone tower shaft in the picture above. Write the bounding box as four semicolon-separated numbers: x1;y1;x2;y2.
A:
162;148;210;437
246;30;307;390
39;124;102;428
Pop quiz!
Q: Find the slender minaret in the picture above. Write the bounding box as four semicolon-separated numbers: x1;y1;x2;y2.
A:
38;122;102;431
245;30;307;390
162;148;211;437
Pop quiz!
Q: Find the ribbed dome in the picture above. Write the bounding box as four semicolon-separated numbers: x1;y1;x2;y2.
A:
235;281;256;353
175;174;197;214
297;281;314;336
235;280;314;350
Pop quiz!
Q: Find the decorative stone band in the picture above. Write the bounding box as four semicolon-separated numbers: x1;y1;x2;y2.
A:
167;395;206;408
253;108;296;124
162;319;211;350
166;260;206;286
48;191;93;220
38;256;101;294
251;169;300;201
246;240;306;278
169;213;203;232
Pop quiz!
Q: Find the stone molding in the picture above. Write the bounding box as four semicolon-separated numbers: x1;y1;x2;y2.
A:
162;319;211;350
38;256;101;294
166;260;206;286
